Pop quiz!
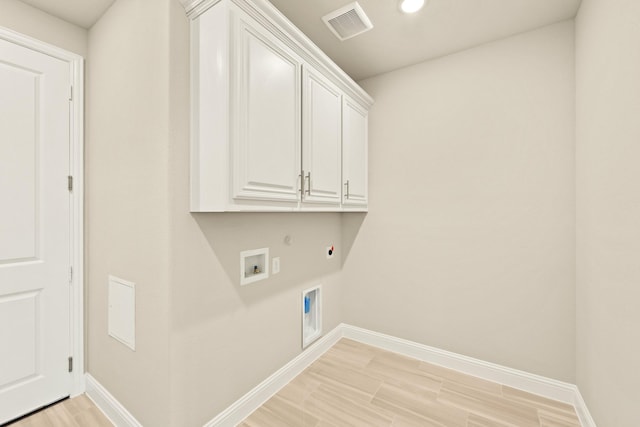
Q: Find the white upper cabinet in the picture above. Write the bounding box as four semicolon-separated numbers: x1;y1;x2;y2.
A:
232;10;302;203
188;0;373;212
301;67;342;207
342;97;369;207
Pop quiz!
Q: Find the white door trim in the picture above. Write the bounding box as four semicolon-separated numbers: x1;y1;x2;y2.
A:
0;26;85;397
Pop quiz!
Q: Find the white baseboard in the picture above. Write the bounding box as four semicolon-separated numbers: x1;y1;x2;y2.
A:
574;388;597;427
81;325;596;427
85;374;143;427
342;324;575;401
204;325;343;427
341;324;596;427
203;323;596;427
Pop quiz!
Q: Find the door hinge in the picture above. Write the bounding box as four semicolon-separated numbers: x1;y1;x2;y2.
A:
68;356;73;372
68;175;73;191
69;266;73;283
69;86;73;101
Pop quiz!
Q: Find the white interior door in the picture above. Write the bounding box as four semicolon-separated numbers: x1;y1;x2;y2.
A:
0;36;72;424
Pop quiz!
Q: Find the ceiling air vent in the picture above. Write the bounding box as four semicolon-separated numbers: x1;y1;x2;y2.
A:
322;2;373;41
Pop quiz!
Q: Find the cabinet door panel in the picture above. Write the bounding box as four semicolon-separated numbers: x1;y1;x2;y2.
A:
302;67;342;205
342;97;368;206
232;11;301;202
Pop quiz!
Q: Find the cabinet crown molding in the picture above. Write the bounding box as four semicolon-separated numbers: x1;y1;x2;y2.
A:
178;0;374;109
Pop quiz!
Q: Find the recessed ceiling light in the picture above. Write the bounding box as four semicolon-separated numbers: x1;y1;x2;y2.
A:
399;0;425;14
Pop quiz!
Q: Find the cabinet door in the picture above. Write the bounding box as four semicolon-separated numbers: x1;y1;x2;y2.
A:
231;9;302;203
301;67;342;206
342;97;368;207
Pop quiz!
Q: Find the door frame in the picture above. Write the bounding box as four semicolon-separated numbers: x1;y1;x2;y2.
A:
0;26;85;397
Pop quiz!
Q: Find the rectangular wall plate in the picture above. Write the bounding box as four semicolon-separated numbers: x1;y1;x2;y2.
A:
108;275;136;350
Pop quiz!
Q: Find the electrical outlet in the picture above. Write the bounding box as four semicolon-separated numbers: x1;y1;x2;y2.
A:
326;245;335;260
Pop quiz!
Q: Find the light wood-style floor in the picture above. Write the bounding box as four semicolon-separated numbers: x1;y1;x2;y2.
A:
9;340;581;427
7;395;112;427
241;339;581;427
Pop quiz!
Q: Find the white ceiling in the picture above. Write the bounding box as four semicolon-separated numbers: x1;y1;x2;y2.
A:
18;0;582;80
18;0;115;28
269;0;582;80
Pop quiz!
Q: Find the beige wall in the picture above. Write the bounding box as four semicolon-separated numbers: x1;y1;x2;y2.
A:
86;1;344;425
576;0;640;425
0;0;87;57
86;0;172;425
5;0;610;424
70;3;579;424
79;0;640;423
344;21;576;382
167;3;345;424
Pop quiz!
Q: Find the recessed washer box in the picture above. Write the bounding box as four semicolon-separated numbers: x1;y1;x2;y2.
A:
240;248;269;285
302;285;322;348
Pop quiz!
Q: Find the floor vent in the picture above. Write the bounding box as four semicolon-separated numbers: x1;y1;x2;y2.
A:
322;2;373;41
